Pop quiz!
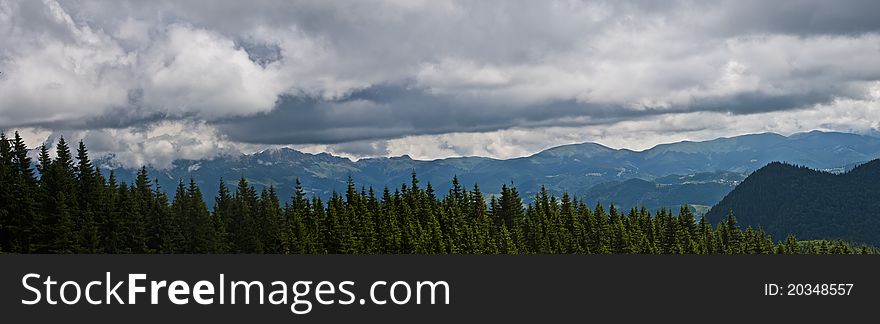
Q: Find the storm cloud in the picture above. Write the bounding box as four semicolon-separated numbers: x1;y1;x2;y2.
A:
1;0;879;167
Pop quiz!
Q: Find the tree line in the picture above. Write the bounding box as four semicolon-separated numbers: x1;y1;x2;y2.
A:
0;132;873;254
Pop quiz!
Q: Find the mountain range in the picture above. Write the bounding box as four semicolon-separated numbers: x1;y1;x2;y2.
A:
705;159;880;246
102;130;880;209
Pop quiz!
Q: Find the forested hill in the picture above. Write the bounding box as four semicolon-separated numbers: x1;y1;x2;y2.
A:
705;160;880;246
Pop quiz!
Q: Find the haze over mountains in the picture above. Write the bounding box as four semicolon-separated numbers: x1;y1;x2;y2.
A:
104;131;880;209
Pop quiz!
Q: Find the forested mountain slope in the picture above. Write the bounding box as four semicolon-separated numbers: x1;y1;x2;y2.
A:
706;160;880;245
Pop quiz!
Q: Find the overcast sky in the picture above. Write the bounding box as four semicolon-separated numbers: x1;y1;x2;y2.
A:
2;0;880;168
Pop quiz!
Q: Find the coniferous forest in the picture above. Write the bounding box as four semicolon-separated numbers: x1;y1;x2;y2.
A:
706;160;880;246
0;132;873;254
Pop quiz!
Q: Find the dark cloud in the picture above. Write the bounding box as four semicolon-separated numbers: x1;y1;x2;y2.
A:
691;91;837;115
238;42;283;67
710;0;880;36
215;82;848;145
215;85;607;144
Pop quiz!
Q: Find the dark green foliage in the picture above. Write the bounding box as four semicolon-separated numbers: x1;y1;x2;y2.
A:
74;140;100;253
0;137;874;254
34;138;78;253
0;133;36;252
706;160;880;246
0;133;11;252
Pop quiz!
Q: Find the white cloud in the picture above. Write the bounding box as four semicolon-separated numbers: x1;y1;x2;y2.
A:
18;120;268;169
139;24;285;118
0;0;133;127
0;1;291;128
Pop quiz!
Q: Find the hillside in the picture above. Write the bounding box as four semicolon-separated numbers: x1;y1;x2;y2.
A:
581;171;744;212
705;160;880;245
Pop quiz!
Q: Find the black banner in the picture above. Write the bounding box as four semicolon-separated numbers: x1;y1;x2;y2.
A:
1;255;877;322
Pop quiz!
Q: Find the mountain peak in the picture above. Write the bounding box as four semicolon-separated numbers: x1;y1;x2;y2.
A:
533;142;616;158
647;132;787;155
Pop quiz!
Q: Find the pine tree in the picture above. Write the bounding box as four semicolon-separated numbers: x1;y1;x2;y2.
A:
285;178;308;253
561;193;584;253
257;186;285;253
100;170;123;253
119;184;146;253
230;177;262;253
784;234;800;254
7;132;39;253
187;178;216;253
723;210;741;254
147;179;178;253
213;178;234;253
34;139;78;253
120;167;150;253
0;133;13;252
592;202;611;254
378;187;402;253
498;224;517;254
74;140;100;253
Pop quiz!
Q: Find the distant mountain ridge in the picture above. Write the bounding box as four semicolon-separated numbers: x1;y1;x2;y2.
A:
580;171;746;214
705;159;880;246
102;131;880;209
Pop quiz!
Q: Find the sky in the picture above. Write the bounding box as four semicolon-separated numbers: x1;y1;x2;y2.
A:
1;0;879;168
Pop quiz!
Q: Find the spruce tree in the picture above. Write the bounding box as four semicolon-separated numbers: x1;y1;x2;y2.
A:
34;139;78;253
6;132;39;253
0;133;12;252
74;140;100;253
213;178;234;253
723;210;741;254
